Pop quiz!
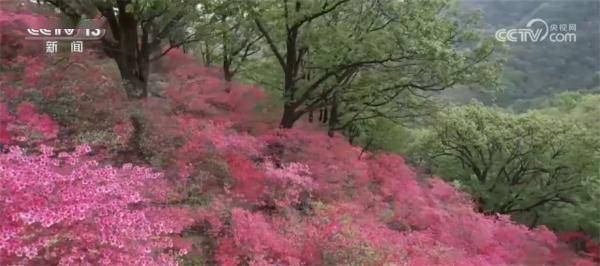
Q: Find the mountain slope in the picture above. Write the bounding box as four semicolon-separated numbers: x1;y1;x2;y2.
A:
0;10;597;266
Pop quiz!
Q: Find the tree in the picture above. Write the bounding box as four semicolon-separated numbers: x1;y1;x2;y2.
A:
528;92;600;238
193;0;262;82
321;70;441;138
42;0;201;99
248;0;500;128
407;104;600;219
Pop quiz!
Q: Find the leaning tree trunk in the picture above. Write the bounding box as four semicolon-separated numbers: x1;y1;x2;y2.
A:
279;104;299;128
327;92;339;137
116;61;149;99
46;1;153;100
98;1;151;99
223;63;234;82
222;26;234;83
116;7;149;99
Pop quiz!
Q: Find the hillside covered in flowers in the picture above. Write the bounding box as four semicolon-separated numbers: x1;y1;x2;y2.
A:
1;4;598;266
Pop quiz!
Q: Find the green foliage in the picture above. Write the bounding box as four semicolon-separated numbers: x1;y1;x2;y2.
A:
541;171;600;239
37;91;80;127
348;118;413;153
535;91;600;130
192;0;262;80
240;0;502;128
530;92;600;237
406;102;600;235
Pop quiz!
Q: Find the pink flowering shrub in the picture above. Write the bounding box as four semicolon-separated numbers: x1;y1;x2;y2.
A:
225;154;266;202
166;122;592;265
215;208;300;266
0;102;58;145
0;104;11;144
559;232;600;262
0;145;192;265
167;64;265;124
0;10;48;61
258;128;371;201
261;162;314;208
198;150;594;265
144;51;595;266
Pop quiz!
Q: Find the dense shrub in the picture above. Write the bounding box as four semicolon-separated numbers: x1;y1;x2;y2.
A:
138;51;597;266
180;126;595;265
0;145;193;265
0;102;58;145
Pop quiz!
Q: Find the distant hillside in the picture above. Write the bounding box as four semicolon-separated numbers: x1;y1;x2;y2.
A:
461;0;600;109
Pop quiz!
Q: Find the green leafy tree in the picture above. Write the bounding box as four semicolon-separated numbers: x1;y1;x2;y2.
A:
247;0;501;128
42;0;201;98
193;0;262;82
407;104;599;225
529;92;600;236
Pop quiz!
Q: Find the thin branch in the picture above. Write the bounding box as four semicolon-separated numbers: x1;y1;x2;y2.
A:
150;34;201;61
290;0;350;30
254;18;286;69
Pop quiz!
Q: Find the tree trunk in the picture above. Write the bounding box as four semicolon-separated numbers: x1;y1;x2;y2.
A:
222;22;233;83
528;211;540;229
50;1;160;100
279;105;298;128
277;24;300;128
328;92;339;137
223;57;233;93
113;2;149;99
129;114;145;157
203;42;212;66
117;63;148;99
223;60;233;82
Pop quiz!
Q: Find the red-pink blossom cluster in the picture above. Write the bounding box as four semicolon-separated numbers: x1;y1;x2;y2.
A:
0;10;49;61
148;51;596;265
262;161;314;208
0;145;193;265
163;118;593;265
559;231;600;261
0;102;58;145
166;65;265;125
